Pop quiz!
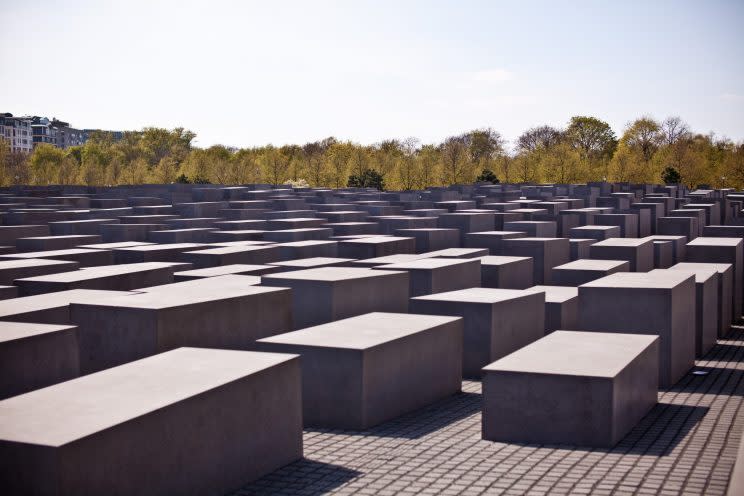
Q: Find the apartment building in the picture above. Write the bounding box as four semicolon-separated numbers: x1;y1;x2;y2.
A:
0;113;33;153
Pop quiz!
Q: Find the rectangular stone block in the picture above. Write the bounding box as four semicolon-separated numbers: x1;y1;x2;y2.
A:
685;237;743;321
650;268;718;357
503;221;557;238
465;231;527;255
437;212;495;244
394;228;460;253
180;245;282;268
338;236;415;259
569;238;596;261
482;331;658;447
658;216;697;240
375;257;481;296
502;238;570;284
174;264;280;281
1;248;114;268
49;219;119;236
0;258;80;286
569;225;621;241
261;267;409;328
578;271;696;387
479;256;534;289
113;243;206;264
147;228;214;243
589;238;654;272
256;312;461;429
671;262;734;337
71;283;292;373
0;289;134;324
0;321;79;400
16;235;101;252
524;285;579;333
411;288;545;378
552;259;630;286
277;240;338;260
14;262;183;296
0;225;50;245
0;348;302;495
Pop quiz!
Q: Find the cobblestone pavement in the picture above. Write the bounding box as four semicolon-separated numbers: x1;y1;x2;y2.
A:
233;325;744;496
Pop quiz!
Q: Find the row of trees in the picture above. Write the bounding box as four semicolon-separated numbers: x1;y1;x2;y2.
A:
1;116;742;190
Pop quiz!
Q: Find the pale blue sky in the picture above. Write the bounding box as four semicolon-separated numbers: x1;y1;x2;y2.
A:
1;0;742;148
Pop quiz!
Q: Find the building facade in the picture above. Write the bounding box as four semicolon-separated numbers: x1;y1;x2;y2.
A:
1;112;123;153
0;113;33;153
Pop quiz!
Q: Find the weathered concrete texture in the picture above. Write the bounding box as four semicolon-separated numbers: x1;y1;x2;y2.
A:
0;321;79;399
337;236;416;259
179;244;283;268
411;288;545;378
464;231;527;255
71;281;292;373
256;312;462;429
482;331;659;447
394;228;460;253
112;242;206;263
578;271;696;387
261;267;409;329
0;348;303;495
174;264;281;281
0;248;114;267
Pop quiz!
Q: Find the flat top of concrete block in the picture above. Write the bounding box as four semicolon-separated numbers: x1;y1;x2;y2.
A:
649;268;716;284
18;235;99;241
278;240;336;247
184;245;277;256
263;266;404;282
140;274;262;293
82;278;280;307
270;228;330;234
581;271;694;289
0;321;76;344
379;257;479;270
423;248;488;258
17;262;183;284
478;255;532;266
644;235;686;242
684;203;716;207
412;287;539;304
504;237;567;244
524;285;579;303
78;241;154;250
482;330;659;378
554;259;630;271
340;236;412;245
671;262;733;275
150;228;212;234
0;347;297;447
257;312;460;350
49;219;118;225
394;228;459;233
207;241;274;247
0;248;106;259
0;225;47;230
174;264;275;277
270;257;354;268
353;254;425;265
467;231;527;237
0;258;78;270
687;237;743;247
591;238;651;247
0;289;135;318
571;225;620;231
116;243;206;252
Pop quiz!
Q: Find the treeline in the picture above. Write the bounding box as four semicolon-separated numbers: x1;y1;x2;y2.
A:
1;116;742;190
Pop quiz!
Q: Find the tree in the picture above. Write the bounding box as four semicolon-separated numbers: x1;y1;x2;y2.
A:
29;143;65;185
516;125;563;153
348;169;385;190
476;169;499;184
622;117;663;163
417;144;440;189
539;142;584;184
661;166;681;184
397;137;420;190
661;116;691;146
440;135;469;184
564;116;617;160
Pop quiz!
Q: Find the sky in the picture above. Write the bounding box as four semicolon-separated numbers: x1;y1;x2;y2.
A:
1;0;743;149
